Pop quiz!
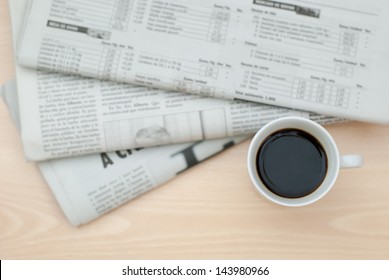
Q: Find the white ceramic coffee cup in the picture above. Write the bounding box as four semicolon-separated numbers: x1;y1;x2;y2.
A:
247;117;363;206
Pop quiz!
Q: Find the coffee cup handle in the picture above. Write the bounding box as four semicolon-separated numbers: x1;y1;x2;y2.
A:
340;154;363;168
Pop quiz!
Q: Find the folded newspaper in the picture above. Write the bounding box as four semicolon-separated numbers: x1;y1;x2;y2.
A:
10;0;342;161
16;0;389;123
3;0;345;227
1;80;248;226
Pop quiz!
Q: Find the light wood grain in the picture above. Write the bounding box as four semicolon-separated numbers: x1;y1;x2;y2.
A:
1;0;389;260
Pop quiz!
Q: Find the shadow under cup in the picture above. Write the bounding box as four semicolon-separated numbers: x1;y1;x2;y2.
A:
247;117;340;207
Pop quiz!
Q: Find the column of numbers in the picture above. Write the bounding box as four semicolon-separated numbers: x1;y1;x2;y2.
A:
207;9;230;44
117;52;135;81
98;48;121;80
338;31;359;57
132;0;147;25
199;65;219;79
291;79;351;108
110;0;133;31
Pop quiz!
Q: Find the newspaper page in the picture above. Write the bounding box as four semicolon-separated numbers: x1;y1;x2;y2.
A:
16;0;389;123
9;0;342;162
1;80;248;226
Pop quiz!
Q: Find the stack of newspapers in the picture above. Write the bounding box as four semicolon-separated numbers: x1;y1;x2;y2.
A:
3;0;389;226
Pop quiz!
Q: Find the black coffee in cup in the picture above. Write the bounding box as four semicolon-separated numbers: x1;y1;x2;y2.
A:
256;129;328;198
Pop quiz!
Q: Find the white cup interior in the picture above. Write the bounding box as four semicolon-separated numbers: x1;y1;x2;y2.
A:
247;117;340;206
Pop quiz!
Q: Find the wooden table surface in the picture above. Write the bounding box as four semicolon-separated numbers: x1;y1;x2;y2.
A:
1;0;389;260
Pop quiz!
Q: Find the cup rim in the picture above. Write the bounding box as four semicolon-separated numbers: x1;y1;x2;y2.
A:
247;116;340;207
